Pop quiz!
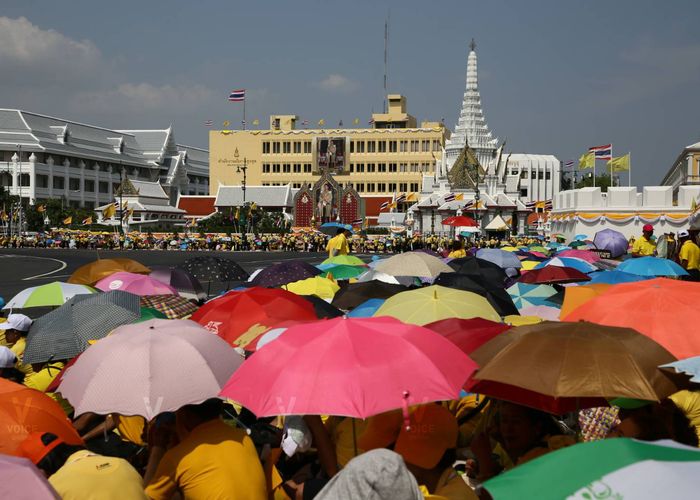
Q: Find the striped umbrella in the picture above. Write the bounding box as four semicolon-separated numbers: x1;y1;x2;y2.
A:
534;257;597;274
3;282;96;309
507;283;557;309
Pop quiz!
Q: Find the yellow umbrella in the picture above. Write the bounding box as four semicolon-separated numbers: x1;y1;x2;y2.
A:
500;246;519;252
285;276;340;300
559;284;612;319
520;260;539;271
373;285;500;325
503;315;543;326
67;258;150;285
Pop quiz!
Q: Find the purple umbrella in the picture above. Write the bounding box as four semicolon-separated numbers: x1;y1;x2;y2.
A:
251;261;322;288
0;455;59;499
593;229;628;258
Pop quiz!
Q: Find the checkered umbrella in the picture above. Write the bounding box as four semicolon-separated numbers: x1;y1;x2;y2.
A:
140;295;199;319
178;256;249;283
24;290;141;364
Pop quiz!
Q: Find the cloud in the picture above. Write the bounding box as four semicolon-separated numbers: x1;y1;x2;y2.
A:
314;73;359;93
80;83;216;112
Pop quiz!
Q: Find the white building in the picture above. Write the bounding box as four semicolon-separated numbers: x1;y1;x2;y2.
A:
0;109;209;210
660;139;700;200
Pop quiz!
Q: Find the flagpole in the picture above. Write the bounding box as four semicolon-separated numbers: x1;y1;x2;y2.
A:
628;151;632;187
243;98;246;131
592;154;596;188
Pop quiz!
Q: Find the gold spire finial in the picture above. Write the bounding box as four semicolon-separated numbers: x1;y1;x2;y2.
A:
469;38;476;52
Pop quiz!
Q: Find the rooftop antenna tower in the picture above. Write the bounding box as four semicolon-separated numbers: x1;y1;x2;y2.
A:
383;11;390;113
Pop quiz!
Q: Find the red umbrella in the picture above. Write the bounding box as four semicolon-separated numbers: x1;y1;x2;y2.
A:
424;318;510;355
220;317;477;418
442;215;478;227
518;266;591;284
191;287;317;346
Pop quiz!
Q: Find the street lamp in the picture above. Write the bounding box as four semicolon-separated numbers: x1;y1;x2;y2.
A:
236;158;248;246
118;160;125;234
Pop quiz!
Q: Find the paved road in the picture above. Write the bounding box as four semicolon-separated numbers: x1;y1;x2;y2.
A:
0;248;331;307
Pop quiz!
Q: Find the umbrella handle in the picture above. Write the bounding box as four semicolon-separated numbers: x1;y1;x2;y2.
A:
402;391;411;431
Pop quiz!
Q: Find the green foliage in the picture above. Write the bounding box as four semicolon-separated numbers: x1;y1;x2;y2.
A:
575;173;614;192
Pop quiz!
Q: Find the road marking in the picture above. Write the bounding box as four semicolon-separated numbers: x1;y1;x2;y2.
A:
11;256;69;281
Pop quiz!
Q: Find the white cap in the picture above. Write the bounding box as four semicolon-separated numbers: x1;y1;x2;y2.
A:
0;346;17;368
0;314;32;332
678;230;690;238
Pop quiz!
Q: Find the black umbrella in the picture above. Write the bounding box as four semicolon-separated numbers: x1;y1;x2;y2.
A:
250;261;322;288
178;256;249;284
150;266;207;301
24;290;141;364
447;256;508;287
299;295;344;319
331;281;409;310
433;273;519;317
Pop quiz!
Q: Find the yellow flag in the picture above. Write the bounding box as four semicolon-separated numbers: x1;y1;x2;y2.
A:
63;216;72;225
454;193;464;201
578;151;595;170
102;203;116;219
691;197;698;213
353;118;360;125
82;216;92;225
234;207;240;220
607;153;630;172
252;119;260;126
318;119;325;126
36;204;46;213
223;120;230;127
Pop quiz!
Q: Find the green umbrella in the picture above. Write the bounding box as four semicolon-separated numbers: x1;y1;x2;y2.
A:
321;255;366;266
137;307;168;322
528;246;549;253
320;265;366;280
4;282;96;309
484;438;700;500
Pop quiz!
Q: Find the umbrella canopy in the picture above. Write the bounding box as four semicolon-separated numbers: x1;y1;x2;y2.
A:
519;261;539;271
356;269;416;287
517;305;560;321
149;266;206;301
140;295;198;319
220;316;477;418
137;307;168;322
563;278;700;359
507;283;557;309
3;282;96;310
424;318;510;355
503;315;544;327
559;284;612;318
484;438;700;500
58;319;243;418
617;256;688;277
319;222;352;236
0;455;60;500
518;266;591;284
346;298;386;318
68;258;150;285
321;255;366;267
593;228;629;258
374;285;501;325
586;270;652;285
298;295;344;319
475;248;522;269
573;233;588;241
191;287;318;346
446;256;508;286
24;290;141;364
557;249;601;263
331;281;408;310
442;215;477;227
179;256;249;283
95;271;178;296
433;273;519;316
374;252;454;278
0;379;83;456
285;276;340;300
250;261;321;288
320;265;366;280
534;256;597;274
660;356;700;384
468;321;681;413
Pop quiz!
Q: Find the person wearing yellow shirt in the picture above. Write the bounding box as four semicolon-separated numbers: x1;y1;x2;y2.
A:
678;230;700;281
631;224;657;257
145;399;267;500
447;240;467;259
326;228;350;258
0;314;35;377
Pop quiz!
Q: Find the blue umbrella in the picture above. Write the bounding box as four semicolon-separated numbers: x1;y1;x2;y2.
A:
346;298;386;318
660;356;700;383
320;222;352;236
573;234;588;241
534;257;597;274
476;248;522;269
586;270;653;285
617;256;689;277
506;283;558;309
593;228;628;258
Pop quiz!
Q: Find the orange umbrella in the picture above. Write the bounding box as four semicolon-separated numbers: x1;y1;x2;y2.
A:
0;379;83;456
68;258;150;285
559;284;612;318
563;278;700;359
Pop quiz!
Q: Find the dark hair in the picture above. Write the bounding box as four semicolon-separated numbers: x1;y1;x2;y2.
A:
181;398;224;422
336;228;345;235
618;401;698;447
496;402;564;439
36;433;85;476
451;240;463;251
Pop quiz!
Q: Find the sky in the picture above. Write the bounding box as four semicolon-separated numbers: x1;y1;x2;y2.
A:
1;0;699;187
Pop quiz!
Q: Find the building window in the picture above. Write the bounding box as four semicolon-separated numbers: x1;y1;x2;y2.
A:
367;163;375;173
303;163;312;173
356;141;365;153
355;183;364;192
410;163;419;172
388;183;397;192
304;141;312;153
84;180;95;192
263;164;271;173
350;141;354;153
367;141;376;153
399;163;407;172
283;164;291;173
283;142;291;154
389;141;397;153
84;201;95;210
378;141;387;153
521;171;528;179
421;140;430;152
411;140;419;152
545;171;551;180
35;174;49;188
262;182;270;186
262;142;270;154
378;163;387;173
378;182;386;192
389;163;397;173
272;142;281;153
293;182;302;188
53;176;65;190
293;141;301;153
293;163;301;173
349;163;354;173
410;182;419;192
367;183;375;193
20;174;30;187
399;140;407;152
99;181;109;193
399;182;408;192
273;164;281;173
520;188;528;197
432;140;440;151
510;169;517;176
356;163;364;173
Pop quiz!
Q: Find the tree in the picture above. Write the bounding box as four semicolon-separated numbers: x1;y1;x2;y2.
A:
575;173;614;192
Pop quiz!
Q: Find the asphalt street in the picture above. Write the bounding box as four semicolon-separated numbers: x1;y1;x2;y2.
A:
0;248;332;309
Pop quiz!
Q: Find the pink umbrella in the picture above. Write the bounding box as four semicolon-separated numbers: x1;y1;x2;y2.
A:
557;249;601;263
529;251;548;258
518;305;561;321
58;319;243;418
220;316;477;418
95;271;178;296
0;455;59;499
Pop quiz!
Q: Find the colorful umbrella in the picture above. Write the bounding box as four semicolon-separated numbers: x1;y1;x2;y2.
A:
433;273;519;316
0;454;60;499
319;222;352;236
534;256;597;274
559;284;612;318
573;234;588;241
374;252;454;278
374;285;501;325
564;278;700;359
320;255;366;267
332;281;408;310
519;260;539;271
149;266;206;301
58;319;243;418
320;265;366;280
346;298;386;318
299;295;344;319
356;269;416;287
557;249;600;262
593;228;628;258
424;317;510;355
517;305;561;321
507;283;558;309
518;266;591;284
484;438;700;500
3;282;96;309
446;256;508;286
179;256;249;283
284;276;340;300
503;315;543;327
220;316;477;418
24;290;141;365
140;294;199;319
617;256;688;277
95;271;178;296
0;379;83;456
137;307;168;322
191;287;317;346
586;270;652;285
475;248;522;269
250;261;321;288
68;258;150;285
660;356;700;383
442;215;478;227
468;321;681;413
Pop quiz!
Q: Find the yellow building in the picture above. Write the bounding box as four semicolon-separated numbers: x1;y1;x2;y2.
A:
209;95;450;222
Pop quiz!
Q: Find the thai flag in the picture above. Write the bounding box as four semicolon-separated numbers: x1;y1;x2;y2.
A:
443;193;456;203
545;200;553;210
352;218;363;225
228;89;245;102
564;160;574;168
380;201;390;211
204;120;213;127
395;194;406;203
526;200;537;210
463;200;475;209
302;119;309;126
589;144;612;161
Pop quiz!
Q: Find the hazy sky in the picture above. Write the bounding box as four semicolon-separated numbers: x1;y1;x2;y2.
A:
2;0;699;186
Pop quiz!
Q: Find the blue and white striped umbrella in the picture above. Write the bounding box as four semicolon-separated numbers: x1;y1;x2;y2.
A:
534;257;597;274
